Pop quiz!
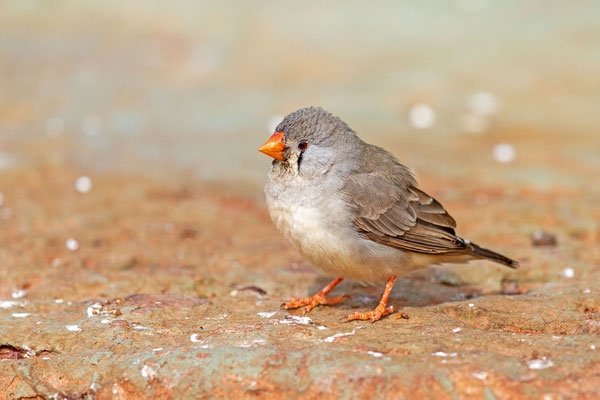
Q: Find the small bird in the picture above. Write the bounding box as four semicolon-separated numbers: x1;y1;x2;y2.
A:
258;107;517;322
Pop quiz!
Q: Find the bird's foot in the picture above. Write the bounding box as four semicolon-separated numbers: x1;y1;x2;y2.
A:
283;294;350;314
344;305;397;323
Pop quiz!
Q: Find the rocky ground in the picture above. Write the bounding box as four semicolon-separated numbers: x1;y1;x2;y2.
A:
1;151;598;399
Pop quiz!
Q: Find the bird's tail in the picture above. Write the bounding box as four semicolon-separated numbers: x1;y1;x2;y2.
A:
459;237;518;268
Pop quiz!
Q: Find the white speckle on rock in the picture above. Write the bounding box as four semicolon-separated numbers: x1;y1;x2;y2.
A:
21;345;36;358
238;339;266;348
584;288;591;293
11;289;25;299
317;325;328;330
432;351;457;357
257;311;277;319
100;319;110;324
452;328;462;333
322;328;357;343
12;313;30;318
279;315;313;325
528;359;554;369
87;303;102;317
472;371;488;380
190;333;202;343
66;238;79;251
468;303;475;308
55;299;64;304
66;324;82;332
408;104;436;129
133;325;149;330
153;348;163;352
591;345;596;350
562;268;575;278
140;364;156;380
366;351;383;358
0;300;18;309
493;143;516;163
75;176;93;193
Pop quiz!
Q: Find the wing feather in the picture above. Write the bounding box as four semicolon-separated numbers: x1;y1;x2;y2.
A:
343;173;466;255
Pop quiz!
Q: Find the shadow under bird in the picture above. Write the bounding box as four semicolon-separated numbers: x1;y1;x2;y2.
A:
258;107;517;322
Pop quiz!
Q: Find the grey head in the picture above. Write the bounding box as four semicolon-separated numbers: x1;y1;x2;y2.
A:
268;107;362;178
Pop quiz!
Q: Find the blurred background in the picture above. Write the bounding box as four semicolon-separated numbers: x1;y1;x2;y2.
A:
2;0;599;188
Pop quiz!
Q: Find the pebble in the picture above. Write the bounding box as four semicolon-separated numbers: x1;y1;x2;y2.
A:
531;230;557;246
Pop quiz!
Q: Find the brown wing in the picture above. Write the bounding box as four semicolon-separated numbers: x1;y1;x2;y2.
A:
344;173;468;255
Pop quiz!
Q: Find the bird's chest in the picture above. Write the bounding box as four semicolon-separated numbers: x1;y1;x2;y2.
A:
265;178;351;262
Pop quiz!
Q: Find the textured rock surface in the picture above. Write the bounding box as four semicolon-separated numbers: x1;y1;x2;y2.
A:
1;164;599;399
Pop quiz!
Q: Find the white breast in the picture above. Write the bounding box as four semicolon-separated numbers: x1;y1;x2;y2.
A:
264;171;414;282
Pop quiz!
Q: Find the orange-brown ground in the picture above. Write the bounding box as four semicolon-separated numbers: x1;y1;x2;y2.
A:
1;154;599;399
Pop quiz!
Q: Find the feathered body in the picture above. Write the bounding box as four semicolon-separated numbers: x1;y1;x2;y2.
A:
264;107;516;284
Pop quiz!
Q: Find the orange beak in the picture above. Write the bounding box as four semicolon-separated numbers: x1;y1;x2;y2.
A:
258;131;285;160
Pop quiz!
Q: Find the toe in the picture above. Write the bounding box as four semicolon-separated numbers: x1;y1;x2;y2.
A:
283;298;309;309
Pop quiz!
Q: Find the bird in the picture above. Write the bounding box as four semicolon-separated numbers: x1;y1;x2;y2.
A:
258;106;517;322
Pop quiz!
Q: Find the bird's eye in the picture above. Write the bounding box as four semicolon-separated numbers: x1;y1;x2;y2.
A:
298;141;308;150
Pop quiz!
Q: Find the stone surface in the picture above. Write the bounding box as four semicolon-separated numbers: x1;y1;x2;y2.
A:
1;163;599;399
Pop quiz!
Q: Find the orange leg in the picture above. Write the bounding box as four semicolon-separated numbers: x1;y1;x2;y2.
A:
344;276;397;322
283;277;350;314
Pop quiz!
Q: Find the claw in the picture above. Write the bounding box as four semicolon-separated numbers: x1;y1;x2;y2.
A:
282;277;347;314
343;276;398;323
345;305;397;322
284;293;349;314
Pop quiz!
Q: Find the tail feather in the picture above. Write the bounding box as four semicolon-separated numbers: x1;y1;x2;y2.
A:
458;237;518;268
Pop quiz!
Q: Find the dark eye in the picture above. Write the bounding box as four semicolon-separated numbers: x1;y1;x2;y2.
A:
298;141;308;150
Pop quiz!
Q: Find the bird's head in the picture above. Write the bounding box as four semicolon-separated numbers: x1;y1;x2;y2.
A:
258;107;358;177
